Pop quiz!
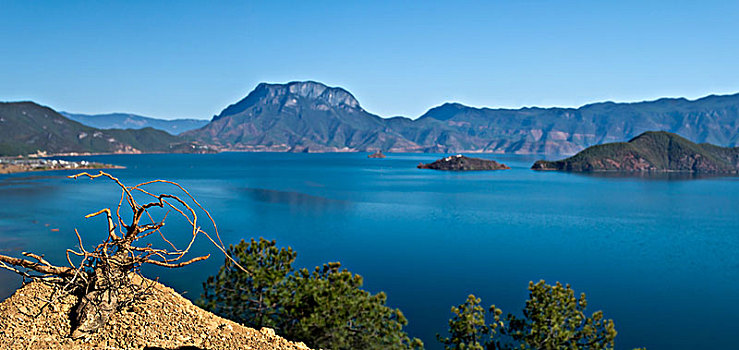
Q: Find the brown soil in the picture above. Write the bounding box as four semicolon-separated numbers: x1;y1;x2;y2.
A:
0;277;312;350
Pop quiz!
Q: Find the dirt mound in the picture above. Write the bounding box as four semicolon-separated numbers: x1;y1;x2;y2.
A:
0;277;312;350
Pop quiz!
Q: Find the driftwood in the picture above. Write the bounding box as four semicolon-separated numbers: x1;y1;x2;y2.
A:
0;171;247;338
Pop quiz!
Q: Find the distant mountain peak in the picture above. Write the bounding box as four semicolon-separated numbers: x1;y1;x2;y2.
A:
418;102;469;120
278;81;359;108
215;81;361;121
60;112;208;135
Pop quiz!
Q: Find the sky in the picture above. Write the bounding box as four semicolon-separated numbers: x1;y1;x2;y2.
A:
1;0;738;120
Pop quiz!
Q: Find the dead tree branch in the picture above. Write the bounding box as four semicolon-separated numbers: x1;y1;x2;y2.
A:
0;170;248;337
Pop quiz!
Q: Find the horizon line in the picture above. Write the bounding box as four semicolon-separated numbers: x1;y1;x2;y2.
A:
4;87;739;121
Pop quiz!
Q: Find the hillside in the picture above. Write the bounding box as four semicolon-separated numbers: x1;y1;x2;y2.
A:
0;102;212;156
61;112;208;135
184;81;739;154
0;277;311;350
531;131;739;173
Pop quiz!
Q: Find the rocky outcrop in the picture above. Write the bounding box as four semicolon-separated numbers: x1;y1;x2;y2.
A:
368;150;386;158
214;81;362;120
532;131;739;173
0;277;312;350
182;81;418;153
417;155;510;171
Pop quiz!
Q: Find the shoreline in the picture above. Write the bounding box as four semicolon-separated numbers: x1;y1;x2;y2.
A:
3;149;565;157
0;158;125;175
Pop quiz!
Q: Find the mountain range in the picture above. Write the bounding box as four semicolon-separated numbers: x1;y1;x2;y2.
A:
0;102;212;156
3;81;739;156
60;112;208;135
182;81;739;154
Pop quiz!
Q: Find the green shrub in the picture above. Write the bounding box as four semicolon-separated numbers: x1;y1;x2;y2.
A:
199;238;422;350
439;281;634;350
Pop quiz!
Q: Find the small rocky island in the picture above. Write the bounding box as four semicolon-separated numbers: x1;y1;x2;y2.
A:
418;154;510;171
368;150;386;158
532;131;739;174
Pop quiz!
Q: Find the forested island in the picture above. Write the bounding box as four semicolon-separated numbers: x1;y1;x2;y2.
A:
532;131;739;174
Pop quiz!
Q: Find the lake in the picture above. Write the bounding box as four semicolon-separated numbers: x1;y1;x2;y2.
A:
0;153;737;349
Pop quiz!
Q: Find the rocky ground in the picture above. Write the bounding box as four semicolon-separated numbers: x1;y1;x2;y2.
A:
0;277;312;350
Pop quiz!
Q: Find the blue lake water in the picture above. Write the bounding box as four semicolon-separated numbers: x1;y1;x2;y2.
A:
0;153;737;349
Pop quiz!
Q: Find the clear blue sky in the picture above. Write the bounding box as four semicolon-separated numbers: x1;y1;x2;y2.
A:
1;1;738;120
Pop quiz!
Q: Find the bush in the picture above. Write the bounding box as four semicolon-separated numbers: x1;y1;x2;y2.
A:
199;238;422;350
199;237;295;330
437;294;491;350
439;281;626;350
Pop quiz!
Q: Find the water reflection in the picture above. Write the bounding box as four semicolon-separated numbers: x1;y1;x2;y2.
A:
0;174;65;183
241;187;348;208
562;171;735;181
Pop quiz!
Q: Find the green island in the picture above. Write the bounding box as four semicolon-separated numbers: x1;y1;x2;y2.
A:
532;131;739;174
